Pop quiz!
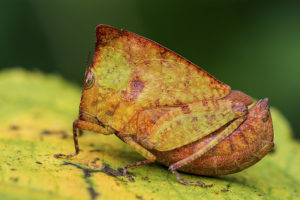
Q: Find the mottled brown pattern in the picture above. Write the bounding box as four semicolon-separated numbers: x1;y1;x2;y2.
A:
221;90;254;106
128;79;145;101
150;99;274;176
192;117;198;122
176;99;183;105
181;105;191;114
105;110;114;116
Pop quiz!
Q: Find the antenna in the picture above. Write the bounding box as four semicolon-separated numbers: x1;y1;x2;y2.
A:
85;51;91;70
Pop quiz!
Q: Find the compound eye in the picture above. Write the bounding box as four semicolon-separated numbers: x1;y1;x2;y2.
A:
84;70;95;90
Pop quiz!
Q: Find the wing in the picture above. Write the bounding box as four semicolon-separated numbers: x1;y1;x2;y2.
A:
134;99;247;151
92;25;231;130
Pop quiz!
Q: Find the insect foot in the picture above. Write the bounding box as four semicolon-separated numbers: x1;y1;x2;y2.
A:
170;169;213;187
122;167;135;182
122;160;153;182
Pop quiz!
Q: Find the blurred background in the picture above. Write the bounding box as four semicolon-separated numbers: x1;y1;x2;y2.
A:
1;0;299;138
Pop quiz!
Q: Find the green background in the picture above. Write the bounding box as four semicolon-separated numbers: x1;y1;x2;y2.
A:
1;0;300;138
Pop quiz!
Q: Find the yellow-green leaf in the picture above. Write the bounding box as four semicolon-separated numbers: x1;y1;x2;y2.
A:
0;68;299;200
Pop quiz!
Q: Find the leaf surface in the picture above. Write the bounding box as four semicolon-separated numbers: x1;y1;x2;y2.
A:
0;69;299;200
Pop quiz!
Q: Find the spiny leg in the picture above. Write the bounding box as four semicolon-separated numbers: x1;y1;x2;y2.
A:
54;120;80;158
169;116;246;186
54;120;115;158
171;169;210;187
122;136;156;181
123;160;153;182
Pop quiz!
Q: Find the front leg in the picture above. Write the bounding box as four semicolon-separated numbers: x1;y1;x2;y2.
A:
54;120;116;158
121;136;156;181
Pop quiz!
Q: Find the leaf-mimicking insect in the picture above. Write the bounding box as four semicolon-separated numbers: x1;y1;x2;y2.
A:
55;25;274;187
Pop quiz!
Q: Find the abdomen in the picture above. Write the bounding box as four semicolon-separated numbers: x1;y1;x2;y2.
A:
150;99;274;176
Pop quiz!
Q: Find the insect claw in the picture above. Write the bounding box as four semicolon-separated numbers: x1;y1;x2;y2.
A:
183;180;213;187
128;176;135;182
180;180;190;186
122;167;128;177
122;167;134;182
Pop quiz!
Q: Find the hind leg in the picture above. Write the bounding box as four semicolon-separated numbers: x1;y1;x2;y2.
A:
169;116;246;186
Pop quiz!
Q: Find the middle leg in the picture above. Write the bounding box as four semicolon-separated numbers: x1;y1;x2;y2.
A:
121;136;157;181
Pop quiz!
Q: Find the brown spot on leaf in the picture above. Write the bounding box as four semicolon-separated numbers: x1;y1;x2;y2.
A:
10;177;19;182
60;131;69;139
9;125;19;130
136;195;143;200
62;161;99;198
41;130;69;139
89;149;102;153
221;184;231;192
41;130;52;135
141;176;151;183
221;188;229;192
91;158;100;164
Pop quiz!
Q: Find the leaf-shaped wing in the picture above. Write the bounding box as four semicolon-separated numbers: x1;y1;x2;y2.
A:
92;25;231;130
133;100;246;151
